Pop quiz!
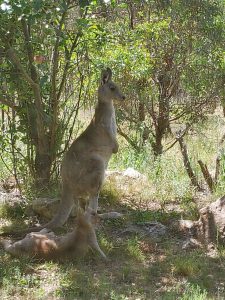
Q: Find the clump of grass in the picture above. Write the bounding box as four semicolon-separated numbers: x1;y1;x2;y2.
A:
0;202;25;220
100;181;120;207
120;265;134;283
127;237;145;262
172;253;203;277
99;234;114;253
109;140;150;173
163;282;209;300
0;202;30;234
22;177;61;202
149;153;196;205
179;283;208;300
179;197;199;220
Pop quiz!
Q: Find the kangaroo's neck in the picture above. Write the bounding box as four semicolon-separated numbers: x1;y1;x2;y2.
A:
94;98;115;126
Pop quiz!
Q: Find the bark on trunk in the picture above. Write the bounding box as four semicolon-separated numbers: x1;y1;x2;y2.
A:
35;151;52;188
152;95;170;156
138;102;145;122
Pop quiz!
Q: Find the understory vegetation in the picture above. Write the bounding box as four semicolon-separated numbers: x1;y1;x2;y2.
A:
1;0;225;299
1;109;225;299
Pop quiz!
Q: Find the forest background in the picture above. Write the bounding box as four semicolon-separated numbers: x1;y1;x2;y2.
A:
0;1;225;299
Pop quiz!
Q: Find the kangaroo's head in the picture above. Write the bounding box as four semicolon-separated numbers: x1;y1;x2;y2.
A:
98;67;125;103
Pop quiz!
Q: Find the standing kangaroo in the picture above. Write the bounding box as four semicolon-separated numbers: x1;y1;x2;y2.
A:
46;67;125;229
1;67;125;236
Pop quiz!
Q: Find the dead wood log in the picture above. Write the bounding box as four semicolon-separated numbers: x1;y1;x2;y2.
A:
178;195;225;247
198;160;214;193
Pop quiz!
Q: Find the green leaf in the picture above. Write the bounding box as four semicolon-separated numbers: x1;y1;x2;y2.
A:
79;0;89;9
40;75;48;88
60;1;68;12
76;18;89;29
33;0;43;12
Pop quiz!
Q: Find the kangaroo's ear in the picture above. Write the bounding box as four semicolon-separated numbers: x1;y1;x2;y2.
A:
101;67;112;84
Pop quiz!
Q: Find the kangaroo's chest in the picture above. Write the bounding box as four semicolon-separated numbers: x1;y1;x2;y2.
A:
100;115;116;137
111;114;117;136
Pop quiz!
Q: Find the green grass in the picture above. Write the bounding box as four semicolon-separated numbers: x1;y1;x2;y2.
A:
100;181;121;207
126;236;146;262
179;283;208;300
1;113;225;299
0;202;25;220
1;221;225;299
164;283;209;300
131;209;181;225
109;113;225;205
172;253;204;277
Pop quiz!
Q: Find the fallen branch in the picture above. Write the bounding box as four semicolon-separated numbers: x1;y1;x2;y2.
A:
198;160;214;193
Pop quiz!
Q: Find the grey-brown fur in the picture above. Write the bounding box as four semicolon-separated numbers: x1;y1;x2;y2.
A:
1;208;106;260
44;67;125;229
1;68;125;237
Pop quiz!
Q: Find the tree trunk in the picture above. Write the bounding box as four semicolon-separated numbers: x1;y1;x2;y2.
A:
152;93;170;156
152;127;164;156
138;102;145;122
35;149;52;188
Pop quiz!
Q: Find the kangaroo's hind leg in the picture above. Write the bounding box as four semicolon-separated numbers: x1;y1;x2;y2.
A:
86;157;105;213
88;192;100;213
88;229;107;259
44;184;74;229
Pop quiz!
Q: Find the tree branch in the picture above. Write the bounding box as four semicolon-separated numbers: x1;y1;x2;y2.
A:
6;47;37;87
178;136;200;189
56;5;89;101
117;126;140;151
49;11;67;153
18;20;48;153
198;160;214;193
0;92;18;110
57;32;81;101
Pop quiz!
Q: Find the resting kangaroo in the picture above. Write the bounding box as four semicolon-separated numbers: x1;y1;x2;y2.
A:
1;67;125;236
1;208;106;259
